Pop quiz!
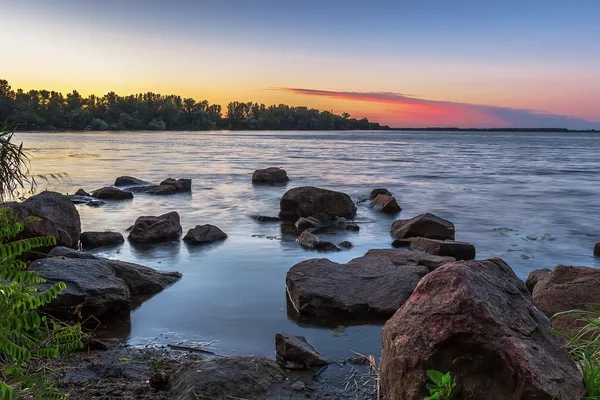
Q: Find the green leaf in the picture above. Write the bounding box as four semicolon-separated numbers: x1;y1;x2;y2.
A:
426;370;444;384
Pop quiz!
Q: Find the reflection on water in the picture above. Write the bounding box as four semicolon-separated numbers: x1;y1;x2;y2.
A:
16;130;600;360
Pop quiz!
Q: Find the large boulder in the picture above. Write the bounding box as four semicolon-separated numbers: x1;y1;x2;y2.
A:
160;178;192;192
381;258;585;400
370;194;401;214
80;231;124;249
390;213;455;240
183;224;227;245
91;187;134;200
595;242;600;256
128;212;182;244
3;191;81;248
409;237;476;260
275;333;327;367
252;167;289;184
169;356;285;400
363;249;455;271
532;265;600;334
114;176;151;187
279;186;356;221
286;253;428;318
525;268;551;292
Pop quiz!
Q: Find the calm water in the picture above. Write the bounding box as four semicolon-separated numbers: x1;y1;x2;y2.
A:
15;130;600;360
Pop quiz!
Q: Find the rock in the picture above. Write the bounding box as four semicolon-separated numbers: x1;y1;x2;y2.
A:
339;241;353;249
380;258;585;400
370;194;402;214
595;242;600;256
532;265;600;334
297;231;339;251
160;178;192;192
390;213;455;240
392;238;413;248
149;371;169;391
114;176;150;187
75;188;90;196
3;191;81;248
286;253;428;318
106;259;182;296
279;186;357;221
275;333;328;367
91;187;134;200
409;237;476;260
183;224;228;244
295;217;320;230
80;231;124;249
252;167;289;184
48;246;97;259
68;195;93;205
525;268;551;292
363;249;455;271
291;380;306;391
251;215;281;222
86;200;105;207
169;356;285;400
346;355;368;365
145;185;177;195
345;222;360;231
370;188;392;200
128;212;182;244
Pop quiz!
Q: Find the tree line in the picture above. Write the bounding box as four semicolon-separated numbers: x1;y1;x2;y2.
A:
0;80;389;131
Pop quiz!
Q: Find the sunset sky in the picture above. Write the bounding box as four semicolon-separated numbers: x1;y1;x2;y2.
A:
3;0;599;128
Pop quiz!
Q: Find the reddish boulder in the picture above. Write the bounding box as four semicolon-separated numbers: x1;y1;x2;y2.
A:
525;268;551;292
128;212;182;244
279;186;356;221
409;237;475;260
370;194;402;214
381;258;585;400
390;213;455;240
364;249;454;271
252;167;289;184
594;242;600;256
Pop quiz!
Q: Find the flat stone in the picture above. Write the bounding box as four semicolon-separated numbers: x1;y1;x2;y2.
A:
409;237;476;260
390;213;455;240
363;249;455;271
275;333;327;367
145;185;177;195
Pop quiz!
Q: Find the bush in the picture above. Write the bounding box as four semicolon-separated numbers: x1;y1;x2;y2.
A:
90;118;108;131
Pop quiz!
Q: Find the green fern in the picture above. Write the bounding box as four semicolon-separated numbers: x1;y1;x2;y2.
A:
0;208;83;400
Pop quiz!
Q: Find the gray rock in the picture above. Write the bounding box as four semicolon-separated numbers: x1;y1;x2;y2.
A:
390;213;455;240
74;188;90;196
370;194;402;214
280;186;357;221
91;187;134;200
160;178;192;192
128;212;182;244
252;167;289;184
80;231;124;249
3;191;81;248
339;241;353;249
183;224;227;244
409;237;476;260
370;188;392;200
106;259;182;296
525;268;551;292
392;238;413;248
114;176;151;187
286;253;429;318
145;185;178;195
381;258;585;400
275;333;328;367
291;380;306;391
48;246;97;259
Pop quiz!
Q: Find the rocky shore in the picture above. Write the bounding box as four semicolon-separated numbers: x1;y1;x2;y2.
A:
3;166;600;399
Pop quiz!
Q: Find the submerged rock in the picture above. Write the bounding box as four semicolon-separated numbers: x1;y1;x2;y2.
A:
409;237;476;260
280;186;356;221
369;188;392;200
145;185;178;195
297;231;339;251
252;167;290;184
390;213;455;240
286;252;428;318
251;215;281;222
128;212;182;244
370;194;402;214
338;241;353;249
525;268;551;292
533;265;600;334
380;258;585;400
80;231;124;249
275;333;327;367
114;176;151;187
183;224;228;244
91;187;134;200
160;178;192;192
86;200;105;207
3;191;81;249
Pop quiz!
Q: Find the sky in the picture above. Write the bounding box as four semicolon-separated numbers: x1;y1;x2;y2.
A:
2;0;599;128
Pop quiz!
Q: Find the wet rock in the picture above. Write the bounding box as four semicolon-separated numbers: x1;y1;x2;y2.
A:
363;249;455;271
169;356;285;400
595;242;600;256
86;200;105;207
339;241;353;249
75;188;90;196
49;246;97;259
370;194;402;214
280;186;357;221
183;224;227;244
297;231;339;251
3;191;81;248
68;195;93;205
381;258;585;400
369;188;392;200
392;238;413;248
345;222;359;231
80;231;124;249
291;380;306;391
286;253;428;318
525;268;551;292
128;212;182;244
114;176;151;187
390;213;455;240
145;185;178;195
409;237;476;260
251;215;281;222
275;333;328;367
346;355;368;365
533;265;600;334
92;187;134;200
252;167;290;184
106;259;182;296
333;216;360;231
160;178;192;192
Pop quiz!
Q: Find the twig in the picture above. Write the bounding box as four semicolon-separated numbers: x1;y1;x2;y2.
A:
167;343;219;356
313;365;328;380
